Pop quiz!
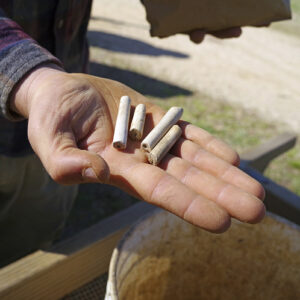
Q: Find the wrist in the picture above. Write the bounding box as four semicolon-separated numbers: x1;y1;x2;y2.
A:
10;63;65;118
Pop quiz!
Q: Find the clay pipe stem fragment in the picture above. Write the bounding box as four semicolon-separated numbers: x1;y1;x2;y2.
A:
147;125;182;165
129;104;146;141
113;95;131;149
141;107;183;152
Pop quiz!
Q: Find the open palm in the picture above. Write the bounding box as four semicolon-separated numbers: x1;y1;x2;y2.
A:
27;72;265;233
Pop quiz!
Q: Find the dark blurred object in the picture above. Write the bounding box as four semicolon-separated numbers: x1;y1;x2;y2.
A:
143;0;291;37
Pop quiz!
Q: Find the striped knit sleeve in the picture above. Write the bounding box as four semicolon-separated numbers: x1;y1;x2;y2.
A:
0;9;63;120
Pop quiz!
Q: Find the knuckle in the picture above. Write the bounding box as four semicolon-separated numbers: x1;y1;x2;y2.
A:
47;155;70;184
49;166;66;184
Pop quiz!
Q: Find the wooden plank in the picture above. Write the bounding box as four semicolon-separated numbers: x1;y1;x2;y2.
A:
0;202;156;300
240;164;300;226
240;132;297;173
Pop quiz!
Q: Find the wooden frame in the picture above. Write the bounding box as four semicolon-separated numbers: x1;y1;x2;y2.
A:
240;132;300;226
0;202;156;300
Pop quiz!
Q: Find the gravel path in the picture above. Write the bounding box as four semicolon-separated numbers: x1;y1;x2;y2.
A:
89;0;300;131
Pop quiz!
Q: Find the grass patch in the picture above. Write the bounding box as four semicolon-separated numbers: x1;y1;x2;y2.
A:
292;0;300;14
271;0;300;37
265;146;300;195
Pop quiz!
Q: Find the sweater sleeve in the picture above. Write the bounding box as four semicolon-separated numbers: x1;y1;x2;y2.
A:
0;9;63;121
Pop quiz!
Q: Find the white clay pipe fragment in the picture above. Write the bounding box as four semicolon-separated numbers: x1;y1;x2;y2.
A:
147;125;182;165
141;106;183;152
113;95;131;149
129;104;146;141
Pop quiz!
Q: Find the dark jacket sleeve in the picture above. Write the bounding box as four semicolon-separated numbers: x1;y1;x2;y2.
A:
0;8;63;121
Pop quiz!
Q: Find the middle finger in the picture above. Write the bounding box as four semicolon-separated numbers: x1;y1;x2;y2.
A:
171;138;265;200
159;153;265;224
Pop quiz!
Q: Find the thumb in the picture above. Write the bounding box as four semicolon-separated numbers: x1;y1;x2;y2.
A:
45;147;110;185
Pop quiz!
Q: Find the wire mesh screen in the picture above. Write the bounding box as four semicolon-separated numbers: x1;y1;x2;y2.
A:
62;273;108;300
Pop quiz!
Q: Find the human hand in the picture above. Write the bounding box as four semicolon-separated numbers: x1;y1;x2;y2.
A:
11;66;265;233
188;27;242;44
187;23;270;44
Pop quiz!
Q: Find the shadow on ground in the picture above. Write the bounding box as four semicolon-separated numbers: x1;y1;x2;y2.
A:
90;15;148;30
89;62;192;98
87;30;189;58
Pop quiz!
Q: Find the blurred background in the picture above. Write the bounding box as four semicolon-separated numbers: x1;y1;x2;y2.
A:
60;0;300;240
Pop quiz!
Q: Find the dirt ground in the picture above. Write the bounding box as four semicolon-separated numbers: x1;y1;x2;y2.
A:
88;0;300;131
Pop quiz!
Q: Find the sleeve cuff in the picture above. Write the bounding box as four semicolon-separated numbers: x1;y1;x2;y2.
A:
0;40;63;121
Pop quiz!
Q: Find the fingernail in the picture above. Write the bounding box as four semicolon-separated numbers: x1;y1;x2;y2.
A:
84;167;98;182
